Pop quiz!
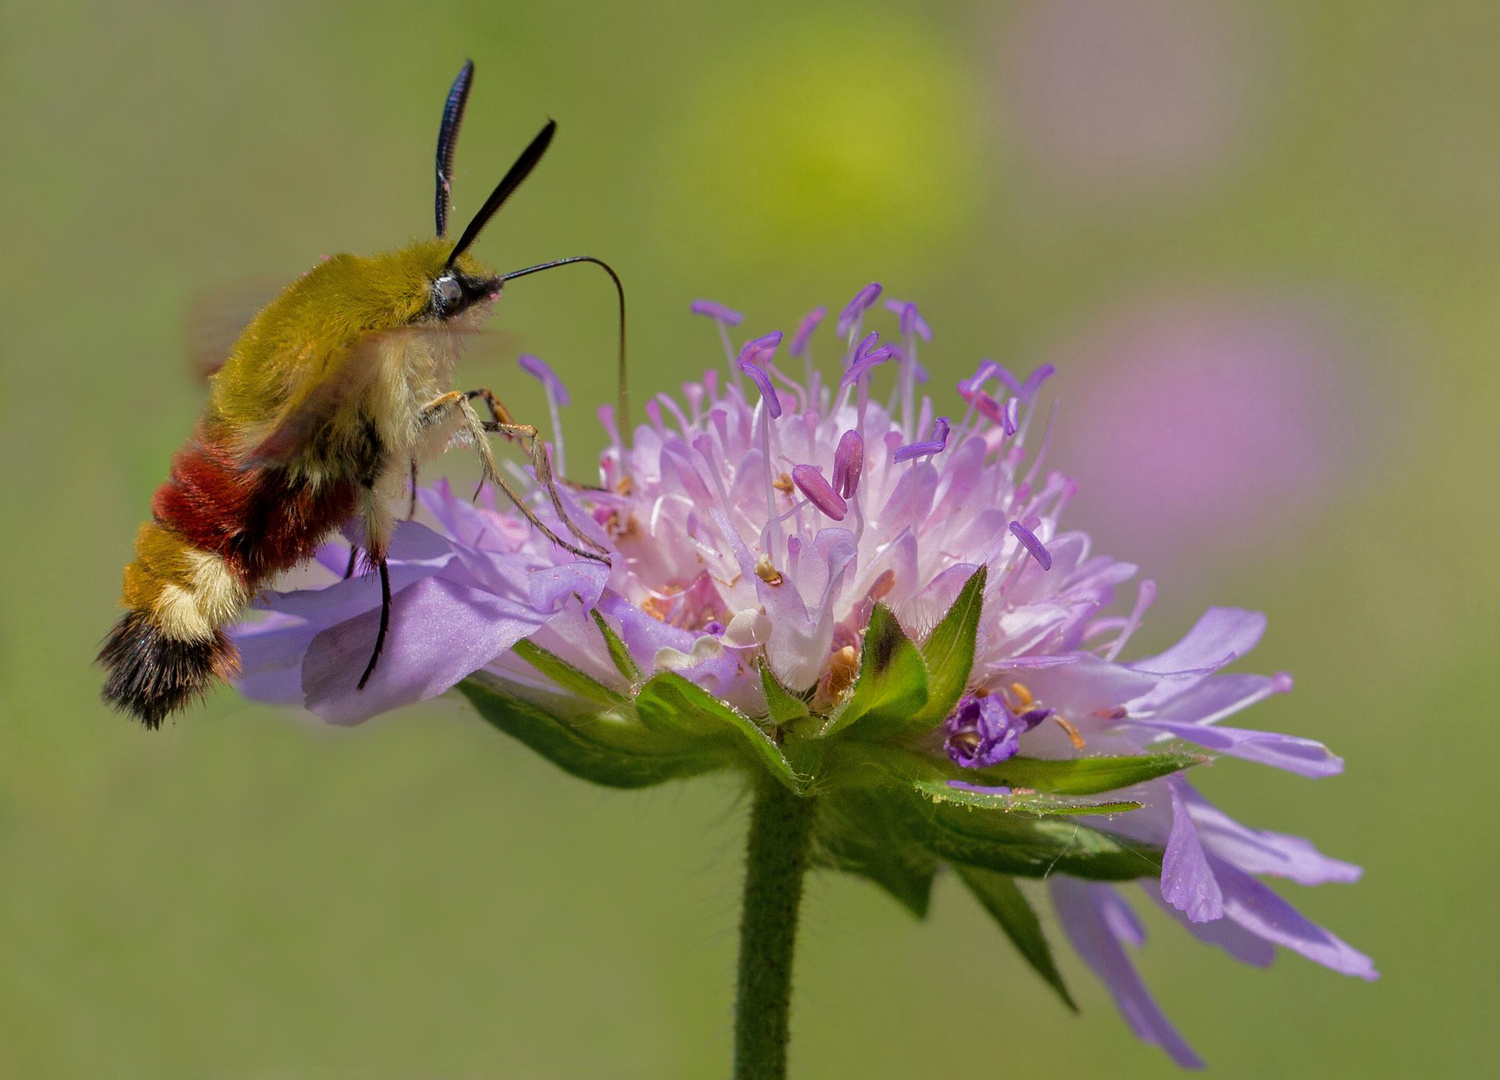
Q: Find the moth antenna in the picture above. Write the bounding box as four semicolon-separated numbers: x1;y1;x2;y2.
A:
435;59;476;238
446;119;557;267
498;256;630;432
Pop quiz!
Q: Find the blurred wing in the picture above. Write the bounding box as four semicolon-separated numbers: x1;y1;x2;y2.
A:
245;323;522;468
247;335;388;467
184;279;285;380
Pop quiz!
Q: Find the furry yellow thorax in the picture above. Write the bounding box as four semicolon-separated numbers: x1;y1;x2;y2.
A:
208;240;493;429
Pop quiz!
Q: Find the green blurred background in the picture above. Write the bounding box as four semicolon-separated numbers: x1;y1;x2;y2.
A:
2;1;1495;1076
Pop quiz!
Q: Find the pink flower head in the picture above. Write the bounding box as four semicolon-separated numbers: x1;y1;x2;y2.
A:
231;292;1371;1069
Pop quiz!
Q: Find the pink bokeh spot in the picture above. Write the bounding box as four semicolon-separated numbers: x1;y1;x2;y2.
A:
1002;0;1264;188
1057;297;1354;560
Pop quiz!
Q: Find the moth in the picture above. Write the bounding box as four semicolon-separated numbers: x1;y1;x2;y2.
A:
100;60;623;728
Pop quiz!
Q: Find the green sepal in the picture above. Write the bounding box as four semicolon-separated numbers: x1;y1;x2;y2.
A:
591;608;641;684
635;671;805;792
915;778;1142;817
967;750;1209;796
910;566;987;729
458;672;724;789
512;639;627;707
812;786;939;919
904;781;1161;880
821;603;928;740
954;865;1077;1012
759;658;812;728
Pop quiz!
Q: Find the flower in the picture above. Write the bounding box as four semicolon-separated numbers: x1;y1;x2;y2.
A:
232;289;1372;1067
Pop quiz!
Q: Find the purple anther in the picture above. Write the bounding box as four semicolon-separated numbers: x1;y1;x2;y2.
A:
883;297;932;341
1021;363;1057;401
738;330;783;364
517;353;570;406
739;360;782;419
892;417;950;463
1009;520;1052;571
1002;396;1020;436
840;351;893;388
834;429;864;499
690;299;745;326
836;282;883;337
972;391;1007;426
1017;707;1055;730
959;359;1003;397
791;464;848;521
789;306;826;356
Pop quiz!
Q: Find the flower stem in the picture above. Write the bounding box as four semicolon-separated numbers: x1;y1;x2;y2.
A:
734;780;816;1080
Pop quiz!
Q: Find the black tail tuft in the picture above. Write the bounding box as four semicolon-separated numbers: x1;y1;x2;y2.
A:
98;611;237;729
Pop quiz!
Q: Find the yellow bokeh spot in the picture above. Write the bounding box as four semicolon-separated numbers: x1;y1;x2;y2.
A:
659;16;984;273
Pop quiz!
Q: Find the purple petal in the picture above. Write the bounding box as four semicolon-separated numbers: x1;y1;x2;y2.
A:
1181;785;1363;886
1211;858;1377;979
1009;520;1052;570
230;612;323;706
1051;879;1206;1069
1162;781;1224;922
528;560;611;613
1131;671;1292;726
1141;880;1275;967
301;576;561;725
517;353;570;407
789;306;826;356
791;464;847;521
1121;716;1343;777
690;299;744;325
1132;607;1267;676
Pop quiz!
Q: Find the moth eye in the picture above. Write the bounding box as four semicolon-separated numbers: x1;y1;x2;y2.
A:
433;275;463;311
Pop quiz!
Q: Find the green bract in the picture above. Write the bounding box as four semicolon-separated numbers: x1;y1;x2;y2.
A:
456;567;1207;1006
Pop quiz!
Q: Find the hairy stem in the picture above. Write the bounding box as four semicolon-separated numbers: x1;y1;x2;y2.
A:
734;780;816;1080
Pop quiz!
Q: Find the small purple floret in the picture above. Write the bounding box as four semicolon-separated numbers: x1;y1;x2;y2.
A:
893;417;950;463
836;282;883;337
739;361;782;419
789;307;826;357
833;429;864;499
943;694;1052;768
691;299;745;326
517;354;571;407
791;464;847;521
1009;520;1053;571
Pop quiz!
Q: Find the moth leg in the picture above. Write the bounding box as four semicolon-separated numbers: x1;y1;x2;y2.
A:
466;388;608;556
417;390;608;564
343;546;359;580
407;458;419;520
356;555;392;691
